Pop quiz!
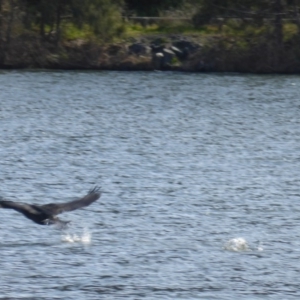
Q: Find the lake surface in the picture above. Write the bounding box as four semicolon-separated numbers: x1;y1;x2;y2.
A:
0;70;300;299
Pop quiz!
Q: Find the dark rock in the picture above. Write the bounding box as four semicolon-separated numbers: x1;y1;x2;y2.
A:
151;37;169;46
172;40;200;54
128;43;151;55
170;46;184;60
151;44;165;54
107;44;125;55
162;49;175;65
152;52;164;69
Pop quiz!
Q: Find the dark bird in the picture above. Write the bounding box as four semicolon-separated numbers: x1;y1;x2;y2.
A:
0;187;101;226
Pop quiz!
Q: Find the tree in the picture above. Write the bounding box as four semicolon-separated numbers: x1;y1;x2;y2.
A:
192;0;286;47
0;0;19;64
124;0;184;16
19;0;124;42
22;0;72;40
82;0;125;41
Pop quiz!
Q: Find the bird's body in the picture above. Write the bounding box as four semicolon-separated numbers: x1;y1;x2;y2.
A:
0;187;101;226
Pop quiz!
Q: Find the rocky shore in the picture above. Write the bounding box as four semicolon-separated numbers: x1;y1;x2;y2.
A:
1;33;300;73
0;34;206;71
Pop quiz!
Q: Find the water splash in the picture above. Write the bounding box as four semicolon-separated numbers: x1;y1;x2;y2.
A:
61;228;91;244
224;237;249;252
257;241;264;252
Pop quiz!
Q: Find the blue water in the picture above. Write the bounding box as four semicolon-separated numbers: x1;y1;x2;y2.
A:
0;71;300;299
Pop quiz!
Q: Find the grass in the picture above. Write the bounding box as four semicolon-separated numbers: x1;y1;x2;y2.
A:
123;20;222;41
283;23;298;41
63;23;93;40
25;17;300;47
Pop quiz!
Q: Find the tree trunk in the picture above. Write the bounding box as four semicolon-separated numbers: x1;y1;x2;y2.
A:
55;3;62;45
40;11;45;38
293;0;300;36
0;0;4;65
273;0;283;47
6;0;15;47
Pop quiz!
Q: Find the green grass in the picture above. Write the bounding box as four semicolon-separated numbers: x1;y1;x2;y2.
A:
283;23;298;41
123;20;222;39
26;18;300;46
63;23;93;40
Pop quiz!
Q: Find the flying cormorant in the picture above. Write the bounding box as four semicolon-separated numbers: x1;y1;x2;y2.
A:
0;187;101;226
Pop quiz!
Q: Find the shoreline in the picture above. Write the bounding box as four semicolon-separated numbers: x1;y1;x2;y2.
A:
1;34;300;74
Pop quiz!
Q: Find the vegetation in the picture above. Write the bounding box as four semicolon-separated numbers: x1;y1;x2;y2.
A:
1;0;300;44
125;0;184;16
1;0;300;72
192;0;300;43
0;0;124;47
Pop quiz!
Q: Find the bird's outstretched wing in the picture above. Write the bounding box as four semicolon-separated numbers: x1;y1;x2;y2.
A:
40;186;101;215
0;200;40;215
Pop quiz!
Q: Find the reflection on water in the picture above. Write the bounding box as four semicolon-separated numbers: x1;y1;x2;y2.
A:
0;71;300;299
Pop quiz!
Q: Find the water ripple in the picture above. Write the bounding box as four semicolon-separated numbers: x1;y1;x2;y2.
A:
0;71;300;299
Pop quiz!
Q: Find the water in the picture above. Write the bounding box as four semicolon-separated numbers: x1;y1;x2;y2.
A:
0;71;300;299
